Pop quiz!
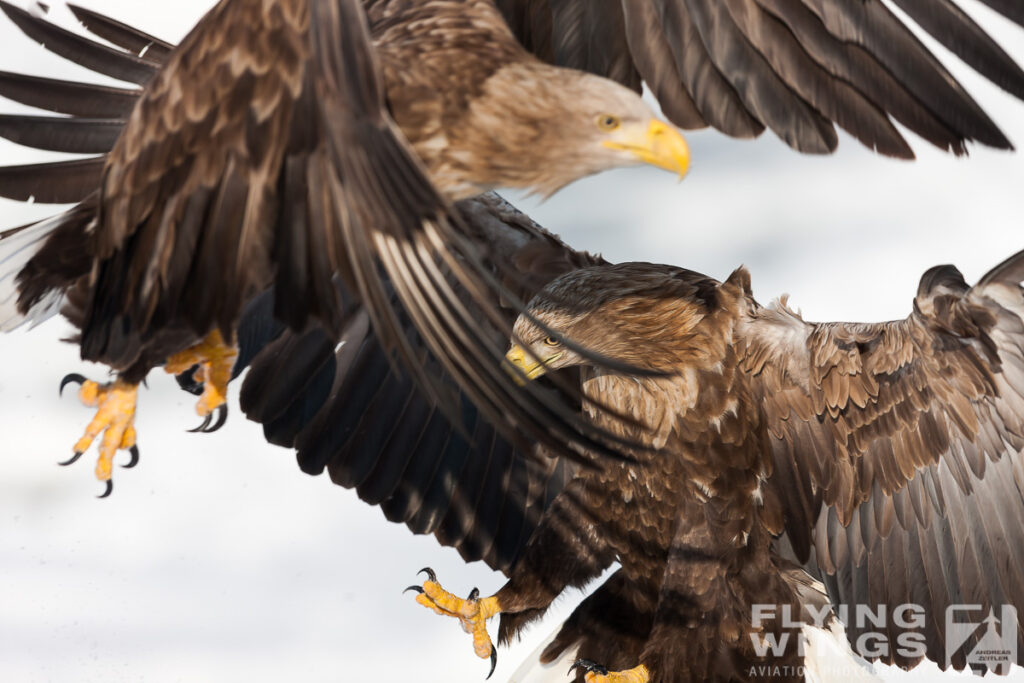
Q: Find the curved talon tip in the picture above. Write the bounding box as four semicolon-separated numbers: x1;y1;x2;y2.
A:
59;373;87;396
58;451;83;467
403;585;425;595
122;445;140;469
418;567;437;582
487;649;497;680
468;587;480;601
187;414;213;433
570;660;608;677
208;404;228;433
98;479;113;499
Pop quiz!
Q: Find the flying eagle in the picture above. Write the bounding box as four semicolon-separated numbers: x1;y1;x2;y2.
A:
405;250;1024;683
1;0;1024;496
174;187;1024;681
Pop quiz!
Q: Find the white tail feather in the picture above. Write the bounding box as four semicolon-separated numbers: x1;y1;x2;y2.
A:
802;620;881;683
0;214;67;332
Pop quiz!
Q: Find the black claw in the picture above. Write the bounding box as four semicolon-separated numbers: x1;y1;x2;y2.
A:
98;479;113;499
468;587;480;601
487;648;498;680
403;585;425;595
207;404;228;433
59;373;87;396
418;567;437;583
122;445;140;469
58;451;83;467
187;414;213;433
570;659;608;677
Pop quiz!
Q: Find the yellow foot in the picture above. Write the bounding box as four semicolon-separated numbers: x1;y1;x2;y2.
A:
164;329;238;433
58;374;139;498
571;660;650;683
406;568;502;678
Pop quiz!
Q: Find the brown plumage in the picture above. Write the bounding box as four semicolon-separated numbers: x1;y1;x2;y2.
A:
1;0;1023;470
0;0;688;472
482;253;1024;680
195;193;1024;680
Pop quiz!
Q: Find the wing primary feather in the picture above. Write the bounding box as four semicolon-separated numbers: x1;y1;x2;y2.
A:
679;0;837;152
889;0;1024;100
722;0;912;157
66;3;174;62
974;0;1024;28
0;71;140;118
0;114;123;154
620;0;708;129
655;0;766;138
0;157;104;203
799;0;1011;149
0;1;159;85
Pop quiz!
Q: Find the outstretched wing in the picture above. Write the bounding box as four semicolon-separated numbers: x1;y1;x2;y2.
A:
497;0;1024;156
742;250;1024;670
201;193;600;573
0;1;626;466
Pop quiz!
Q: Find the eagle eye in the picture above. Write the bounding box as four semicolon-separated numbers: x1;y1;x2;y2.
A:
596;114;620;132
543;336;560;347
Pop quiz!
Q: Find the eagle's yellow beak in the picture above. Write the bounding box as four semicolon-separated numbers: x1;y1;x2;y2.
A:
604;119;690;179
504;344;561;385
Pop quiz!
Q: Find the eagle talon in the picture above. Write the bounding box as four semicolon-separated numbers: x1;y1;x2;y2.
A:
571;659;609;676
122;445;140;469
98;479;113;499
409;569;502;676
188;414;212;433
58;451;84;467
59;377;139;492
165;330;237;429
207;404;228;432
59;373;87;396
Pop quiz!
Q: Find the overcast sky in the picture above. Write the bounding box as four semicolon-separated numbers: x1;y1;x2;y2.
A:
0;2;1023;682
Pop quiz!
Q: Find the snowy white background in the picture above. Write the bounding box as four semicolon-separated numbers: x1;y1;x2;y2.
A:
0;1;1022;682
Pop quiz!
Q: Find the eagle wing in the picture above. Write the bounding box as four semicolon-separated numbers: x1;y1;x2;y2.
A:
742;250;1024;669
0;1;624;465
179;193;599;574
497;0;1024;156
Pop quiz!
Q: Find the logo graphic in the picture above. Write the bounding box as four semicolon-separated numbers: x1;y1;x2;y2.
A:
946;605;1018;675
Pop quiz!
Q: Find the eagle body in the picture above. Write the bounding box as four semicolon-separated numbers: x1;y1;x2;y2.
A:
496;256;1024;680
2;0;671;384
497;267;807;681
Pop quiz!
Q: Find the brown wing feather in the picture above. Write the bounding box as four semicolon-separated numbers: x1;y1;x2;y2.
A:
230;194;598;573
0;1;634;466
744;251;1024;669
500;0;1024;154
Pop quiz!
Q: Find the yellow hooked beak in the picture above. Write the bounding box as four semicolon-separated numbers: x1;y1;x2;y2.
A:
504;344;562;386
603;119;690;178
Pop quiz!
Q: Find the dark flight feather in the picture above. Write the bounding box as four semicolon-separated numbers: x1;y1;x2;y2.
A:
0;114;123;154
66;3;174;61
891;0;1024;100
0;157;103;203
0;71;139;119
0;1;159;85
502;0;1024;153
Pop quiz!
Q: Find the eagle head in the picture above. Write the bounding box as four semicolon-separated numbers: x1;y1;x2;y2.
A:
448;64;691;198
506;263;720;382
